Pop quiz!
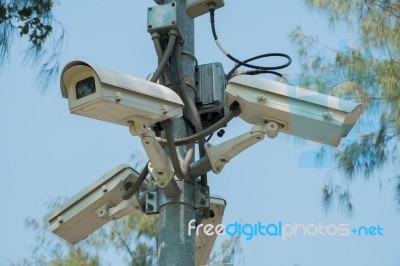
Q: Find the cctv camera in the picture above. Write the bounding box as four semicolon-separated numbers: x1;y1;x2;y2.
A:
186;0;225;18
225;75;361;146
195;195;226;266
60;61;184;127
46;164;142;245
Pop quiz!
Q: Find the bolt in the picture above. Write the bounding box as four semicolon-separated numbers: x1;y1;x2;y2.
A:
323;112;333;121
147;204;154;211
200;198;207;205
257;95;267;102
148;193;154;200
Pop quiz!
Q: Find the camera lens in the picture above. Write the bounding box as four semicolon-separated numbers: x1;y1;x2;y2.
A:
76;77;96;99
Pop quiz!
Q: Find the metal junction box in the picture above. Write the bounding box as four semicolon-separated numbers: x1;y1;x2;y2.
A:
196;62;225;128
147;2;183;37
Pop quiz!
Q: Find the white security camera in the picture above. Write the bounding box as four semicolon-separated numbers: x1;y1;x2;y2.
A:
225;75;362;147
195;195;226;266
46;164;142;245
186;0;225;18
60;61;184;127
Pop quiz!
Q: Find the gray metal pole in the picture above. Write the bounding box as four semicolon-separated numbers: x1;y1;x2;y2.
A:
158;182;196;265
157;0;197;265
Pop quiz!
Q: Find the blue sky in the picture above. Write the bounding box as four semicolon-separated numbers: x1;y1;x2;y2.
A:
1;1;399;265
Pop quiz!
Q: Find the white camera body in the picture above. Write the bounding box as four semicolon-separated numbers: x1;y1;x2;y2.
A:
225;75;362;146
186;0;225;18
46;164;141;244
60;61;184;126
195;195;226;266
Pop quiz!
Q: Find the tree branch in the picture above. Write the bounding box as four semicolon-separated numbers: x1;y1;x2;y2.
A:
368;0;400;18
112;221;136;262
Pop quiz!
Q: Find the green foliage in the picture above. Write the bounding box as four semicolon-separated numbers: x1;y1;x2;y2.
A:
290;0;400;214
48;249;100;266
17;212;158;266
395;175;400;207
0;0;63;91
15;217;100;266
208;236;243;265
104;213;158;266
321;181;353;218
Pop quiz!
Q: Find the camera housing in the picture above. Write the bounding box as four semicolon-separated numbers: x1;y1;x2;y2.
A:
225;75;362;146
46;164;141;244
60;61;184;127
195;195;226;266
186;0;225;18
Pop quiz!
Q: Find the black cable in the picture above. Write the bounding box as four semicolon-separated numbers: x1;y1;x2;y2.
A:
210;9;292;77
245;70;283;77
205;133;213;143
244;70;292;85
156;103;241;146
226;53;290;80
122;162;149;200
181;51;199;69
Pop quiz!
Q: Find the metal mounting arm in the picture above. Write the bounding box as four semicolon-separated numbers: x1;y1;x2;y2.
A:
205;122;279;174
108;196;143;219
129;118;175;188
